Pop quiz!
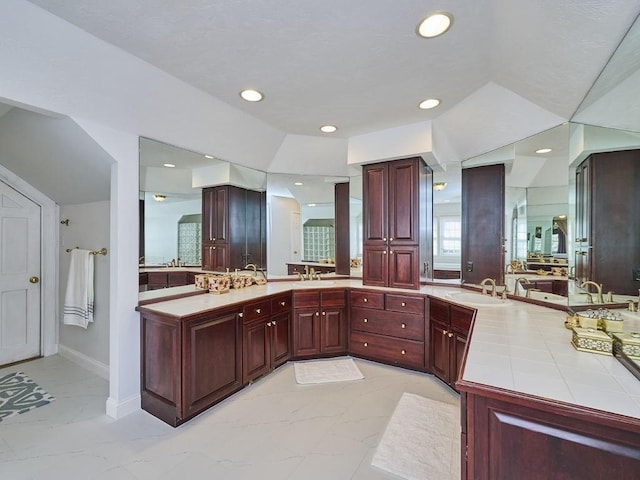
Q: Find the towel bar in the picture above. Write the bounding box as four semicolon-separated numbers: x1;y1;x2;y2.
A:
65;247;108;256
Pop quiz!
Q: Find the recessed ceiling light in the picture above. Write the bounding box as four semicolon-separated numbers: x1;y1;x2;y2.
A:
153;194;166;202
294;182;303;186
419;98;441;110
536;148;552;154
320;125;337;133
416;12;453;39
163;163;175;168
204;155;214;159
240;89;264;102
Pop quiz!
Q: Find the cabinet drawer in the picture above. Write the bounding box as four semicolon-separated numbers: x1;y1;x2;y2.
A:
385;294;424;314
349;290;384;310
320;289;346;308
450;305;474;334
243;299;271;322
271;294;292;315
293;290;320;308
350;331;424;369
429;296;450;323
351;308;424;341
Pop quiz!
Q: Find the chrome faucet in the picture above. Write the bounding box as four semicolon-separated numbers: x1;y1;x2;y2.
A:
514;277;531;296
480;278;497;296
580;281;604;304
244;263;257;276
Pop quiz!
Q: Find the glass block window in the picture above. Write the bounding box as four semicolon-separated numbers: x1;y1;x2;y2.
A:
302;219;335;262
178;214;202;265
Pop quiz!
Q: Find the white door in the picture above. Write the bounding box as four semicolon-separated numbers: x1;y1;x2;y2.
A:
290;211;301;262
0;180;41;365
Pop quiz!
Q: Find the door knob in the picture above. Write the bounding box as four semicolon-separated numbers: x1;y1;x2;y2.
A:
29;276;39;284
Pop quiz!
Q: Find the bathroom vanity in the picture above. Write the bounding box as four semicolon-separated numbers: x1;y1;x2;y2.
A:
137;280;640;478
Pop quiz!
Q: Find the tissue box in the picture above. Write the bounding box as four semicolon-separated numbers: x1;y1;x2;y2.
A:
599;317;624;333
612;332;640;359
576;313;599;330
571;327;613;355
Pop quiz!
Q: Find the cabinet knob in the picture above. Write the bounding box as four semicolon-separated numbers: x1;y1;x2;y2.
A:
322;311;326;316
442;329;447;336
401;302;406;307
447;332;454;338
256;308;261;314
272;320;277;326
363;298;368;303
212;237;216;241
390;237;394;241
401;349;406;355
316;312;319;316
212;246;216;250
383;237;387;242
267;322;272;327
389;250;394;255
280;301;286;306
401;323;406;329
363;342;368;347
363;318;368;323
238;313;243;318
383;250;387;255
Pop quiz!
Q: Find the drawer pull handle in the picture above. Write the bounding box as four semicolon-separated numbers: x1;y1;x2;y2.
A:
447;332;454;338
280;301;286;306
363;298;368;303
363;318;368;323
401;302;406;307
401;323;406;329
401;349;406;355
364;342;368;347
256;308;261;314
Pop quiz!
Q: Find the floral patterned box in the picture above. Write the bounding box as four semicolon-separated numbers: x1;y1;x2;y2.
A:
612;332;640;359
571;327;613;356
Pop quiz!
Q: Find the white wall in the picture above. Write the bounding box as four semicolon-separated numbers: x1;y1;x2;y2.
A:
268;196;300;276
58;201;110;376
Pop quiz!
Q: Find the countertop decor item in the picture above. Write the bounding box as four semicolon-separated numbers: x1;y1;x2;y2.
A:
571;327;613;355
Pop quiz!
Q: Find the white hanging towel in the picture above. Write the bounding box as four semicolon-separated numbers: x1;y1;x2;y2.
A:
63;249;94;328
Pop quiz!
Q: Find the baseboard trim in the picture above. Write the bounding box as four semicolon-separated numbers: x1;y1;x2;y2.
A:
57;344;109;380
106;393;141;420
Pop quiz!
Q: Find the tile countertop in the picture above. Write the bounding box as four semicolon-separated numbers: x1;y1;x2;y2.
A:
136;279;640;420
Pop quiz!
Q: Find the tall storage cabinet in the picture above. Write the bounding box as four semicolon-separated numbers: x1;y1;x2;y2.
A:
202;185;266;272
575;149;640;295
362;157;432;290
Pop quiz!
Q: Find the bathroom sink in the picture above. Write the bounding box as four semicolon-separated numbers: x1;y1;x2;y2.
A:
523;290;568;305
445;292;510;307
293;280;336;288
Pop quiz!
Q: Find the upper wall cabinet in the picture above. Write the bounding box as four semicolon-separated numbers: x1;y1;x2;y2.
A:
202;185;266;272
362;157;432;290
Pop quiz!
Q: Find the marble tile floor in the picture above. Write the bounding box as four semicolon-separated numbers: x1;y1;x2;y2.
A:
0;355;460;480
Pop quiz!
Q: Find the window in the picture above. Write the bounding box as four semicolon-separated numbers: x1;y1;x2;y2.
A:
435;216;461;255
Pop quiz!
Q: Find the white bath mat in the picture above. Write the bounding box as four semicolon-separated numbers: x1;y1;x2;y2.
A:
372;392;460;480
294;357;364;384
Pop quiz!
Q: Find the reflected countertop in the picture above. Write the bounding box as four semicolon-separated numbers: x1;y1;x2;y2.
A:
137;279;640;421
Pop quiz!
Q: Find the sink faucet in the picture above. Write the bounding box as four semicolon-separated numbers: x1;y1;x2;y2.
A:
514;277;531;296
244;263;257;276
580;280;604;304
480;278;497;297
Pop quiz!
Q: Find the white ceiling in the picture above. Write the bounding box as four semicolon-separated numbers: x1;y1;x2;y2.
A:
3;1;640;205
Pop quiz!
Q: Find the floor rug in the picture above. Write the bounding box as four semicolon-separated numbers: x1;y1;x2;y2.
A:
372;392;460;480
0;371;55;422
294;357;364;384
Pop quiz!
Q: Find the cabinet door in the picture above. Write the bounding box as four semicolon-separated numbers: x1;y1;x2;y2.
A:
202;243;228;272
362;245;388;287
320;307;347;354
430;318;451;384
451;331;467;387
362;162;388;244
293;308;320;357
147;272;168;290
388;245;419;289
202;186;229;243
183;310;242;419
388;158;420;245
243;318;270;384
245;189;266;269
271;310;291;367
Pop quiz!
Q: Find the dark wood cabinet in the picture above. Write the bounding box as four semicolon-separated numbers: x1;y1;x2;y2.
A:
292;289;347;358
458;384;640;480
349;290;426;370
461;164;505;286
575;150;640;295
428;297;474;389
242;293;292;384
362;157;432;289
202;185;266;272
139;305;242;426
